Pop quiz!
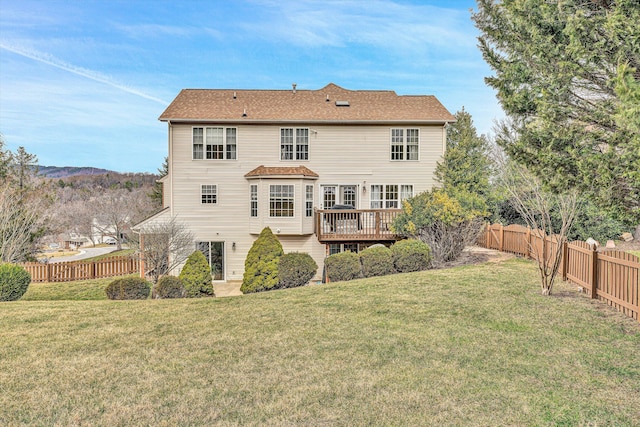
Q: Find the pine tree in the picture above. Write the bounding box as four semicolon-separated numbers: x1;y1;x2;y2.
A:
473;0;640;224
435;108;493;200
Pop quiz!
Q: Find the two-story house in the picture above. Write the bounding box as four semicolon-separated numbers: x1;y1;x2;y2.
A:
136;83;455;282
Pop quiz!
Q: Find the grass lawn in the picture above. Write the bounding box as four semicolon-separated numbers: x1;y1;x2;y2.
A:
2;259;639;425
21;276;132;301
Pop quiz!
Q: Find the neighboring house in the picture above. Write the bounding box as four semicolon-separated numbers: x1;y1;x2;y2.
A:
134;83;455;282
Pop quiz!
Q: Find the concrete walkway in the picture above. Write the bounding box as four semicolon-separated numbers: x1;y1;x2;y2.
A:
214;281;243;297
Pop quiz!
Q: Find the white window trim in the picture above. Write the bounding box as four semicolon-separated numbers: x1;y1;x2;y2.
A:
250;184;258;217
280;127;310;161
390;128;420;161
192;126;238;160
370;184;413;209
305;184;314;217
269;184;295;218
201;184;218;205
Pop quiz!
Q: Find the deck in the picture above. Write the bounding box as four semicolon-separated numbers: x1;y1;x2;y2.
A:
314;209;402;242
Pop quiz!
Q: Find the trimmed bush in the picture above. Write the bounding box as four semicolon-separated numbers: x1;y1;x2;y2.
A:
179;251;214;298
241;227;284;293
105;277;151;300
278;252;318;289
0;263;31;302
391;239;432;273
153;276;186;299
324;251;362;282
360;245;396;278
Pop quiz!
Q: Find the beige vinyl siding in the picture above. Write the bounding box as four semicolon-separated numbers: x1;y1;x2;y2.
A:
168;123;445;281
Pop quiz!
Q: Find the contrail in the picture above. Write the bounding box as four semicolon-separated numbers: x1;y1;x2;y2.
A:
0;41;169;105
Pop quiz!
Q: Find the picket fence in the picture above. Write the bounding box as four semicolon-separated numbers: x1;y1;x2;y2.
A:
478;223;640;322
20;256;139;283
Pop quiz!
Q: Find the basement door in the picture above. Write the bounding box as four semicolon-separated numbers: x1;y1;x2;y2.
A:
197;241;225;281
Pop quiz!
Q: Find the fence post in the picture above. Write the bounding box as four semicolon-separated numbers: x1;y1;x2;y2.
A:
562;241;568;281
46;263;51;282
499;224;504;252
590;247;598;299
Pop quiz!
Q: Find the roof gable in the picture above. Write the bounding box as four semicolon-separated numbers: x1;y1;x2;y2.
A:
159;83;454;123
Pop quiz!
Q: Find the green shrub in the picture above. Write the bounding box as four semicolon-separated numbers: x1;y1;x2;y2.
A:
0;263;31;301
153;276;186;299
241;227;284;293
359;245;396;278
105;277;151;300
392;188;484;265
179;251;214;298
278;252;318;289
324;251;362;282
391;239;432;273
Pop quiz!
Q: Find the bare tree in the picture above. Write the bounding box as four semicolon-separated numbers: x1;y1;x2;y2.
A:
497;154;578;295
93;188;155;249
0;183;45;262
131;216;194;283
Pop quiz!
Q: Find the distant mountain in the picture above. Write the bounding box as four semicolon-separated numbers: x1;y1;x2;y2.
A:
37;166;116;178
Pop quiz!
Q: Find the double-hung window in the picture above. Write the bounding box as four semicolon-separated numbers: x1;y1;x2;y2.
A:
370;184;413;208
390;128;419;161
193;127;237;160
281;128;309;160
305;185;313;217
270;185;294;217
201;185;217;204
250;185;258;217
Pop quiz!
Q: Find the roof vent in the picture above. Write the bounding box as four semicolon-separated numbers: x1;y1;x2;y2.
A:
292;83;297;94
233;91;237;99
242;108;247;117
326;94;330;102
335;100;350;107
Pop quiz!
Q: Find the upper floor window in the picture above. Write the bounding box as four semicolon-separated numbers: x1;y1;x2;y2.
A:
391;128;419;161
281;128;309;160
193;127;237;160
270;184;294;217
201;184;217;204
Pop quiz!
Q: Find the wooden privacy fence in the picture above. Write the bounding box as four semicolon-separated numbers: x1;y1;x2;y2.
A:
20;256;139;283
478;223;640;322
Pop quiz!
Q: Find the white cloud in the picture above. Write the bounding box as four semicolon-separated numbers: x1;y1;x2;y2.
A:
0;41;169;105
243;0;475;51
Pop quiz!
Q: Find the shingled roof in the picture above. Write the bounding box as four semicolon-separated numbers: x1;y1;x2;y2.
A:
244;165;319;179
159;83;455;123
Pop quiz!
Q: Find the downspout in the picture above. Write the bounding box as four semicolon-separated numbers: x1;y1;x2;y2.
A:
168;120;174;217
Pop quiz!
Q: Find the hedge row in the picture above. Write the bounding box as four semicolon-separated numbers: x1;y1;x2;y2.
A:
324;239;432;283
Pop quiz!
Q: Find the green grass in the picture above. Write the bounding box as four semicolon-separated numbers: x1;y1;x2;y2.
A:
2;259;639;425
21;276;135;301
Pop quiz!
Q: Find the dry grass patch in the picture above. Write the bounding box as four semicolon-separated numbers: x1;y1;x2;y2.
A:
2;259;639;425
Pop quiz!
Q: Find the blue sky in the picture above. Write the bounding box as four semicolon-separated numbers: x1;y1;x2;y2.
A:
0;0;502;173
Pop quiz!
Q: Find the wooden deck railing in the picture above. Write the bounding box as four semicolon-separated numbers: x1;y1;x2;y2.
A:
20;256;140;283
478;223;640;322
315;209;402;242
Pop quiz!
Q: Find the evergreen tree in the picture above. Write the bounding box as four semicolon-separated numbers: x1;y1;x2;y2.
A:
435;108;494;201
150;156;168;208
473;0;640;224
179;250;214;297
241;227;283;293
14;146;38;190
